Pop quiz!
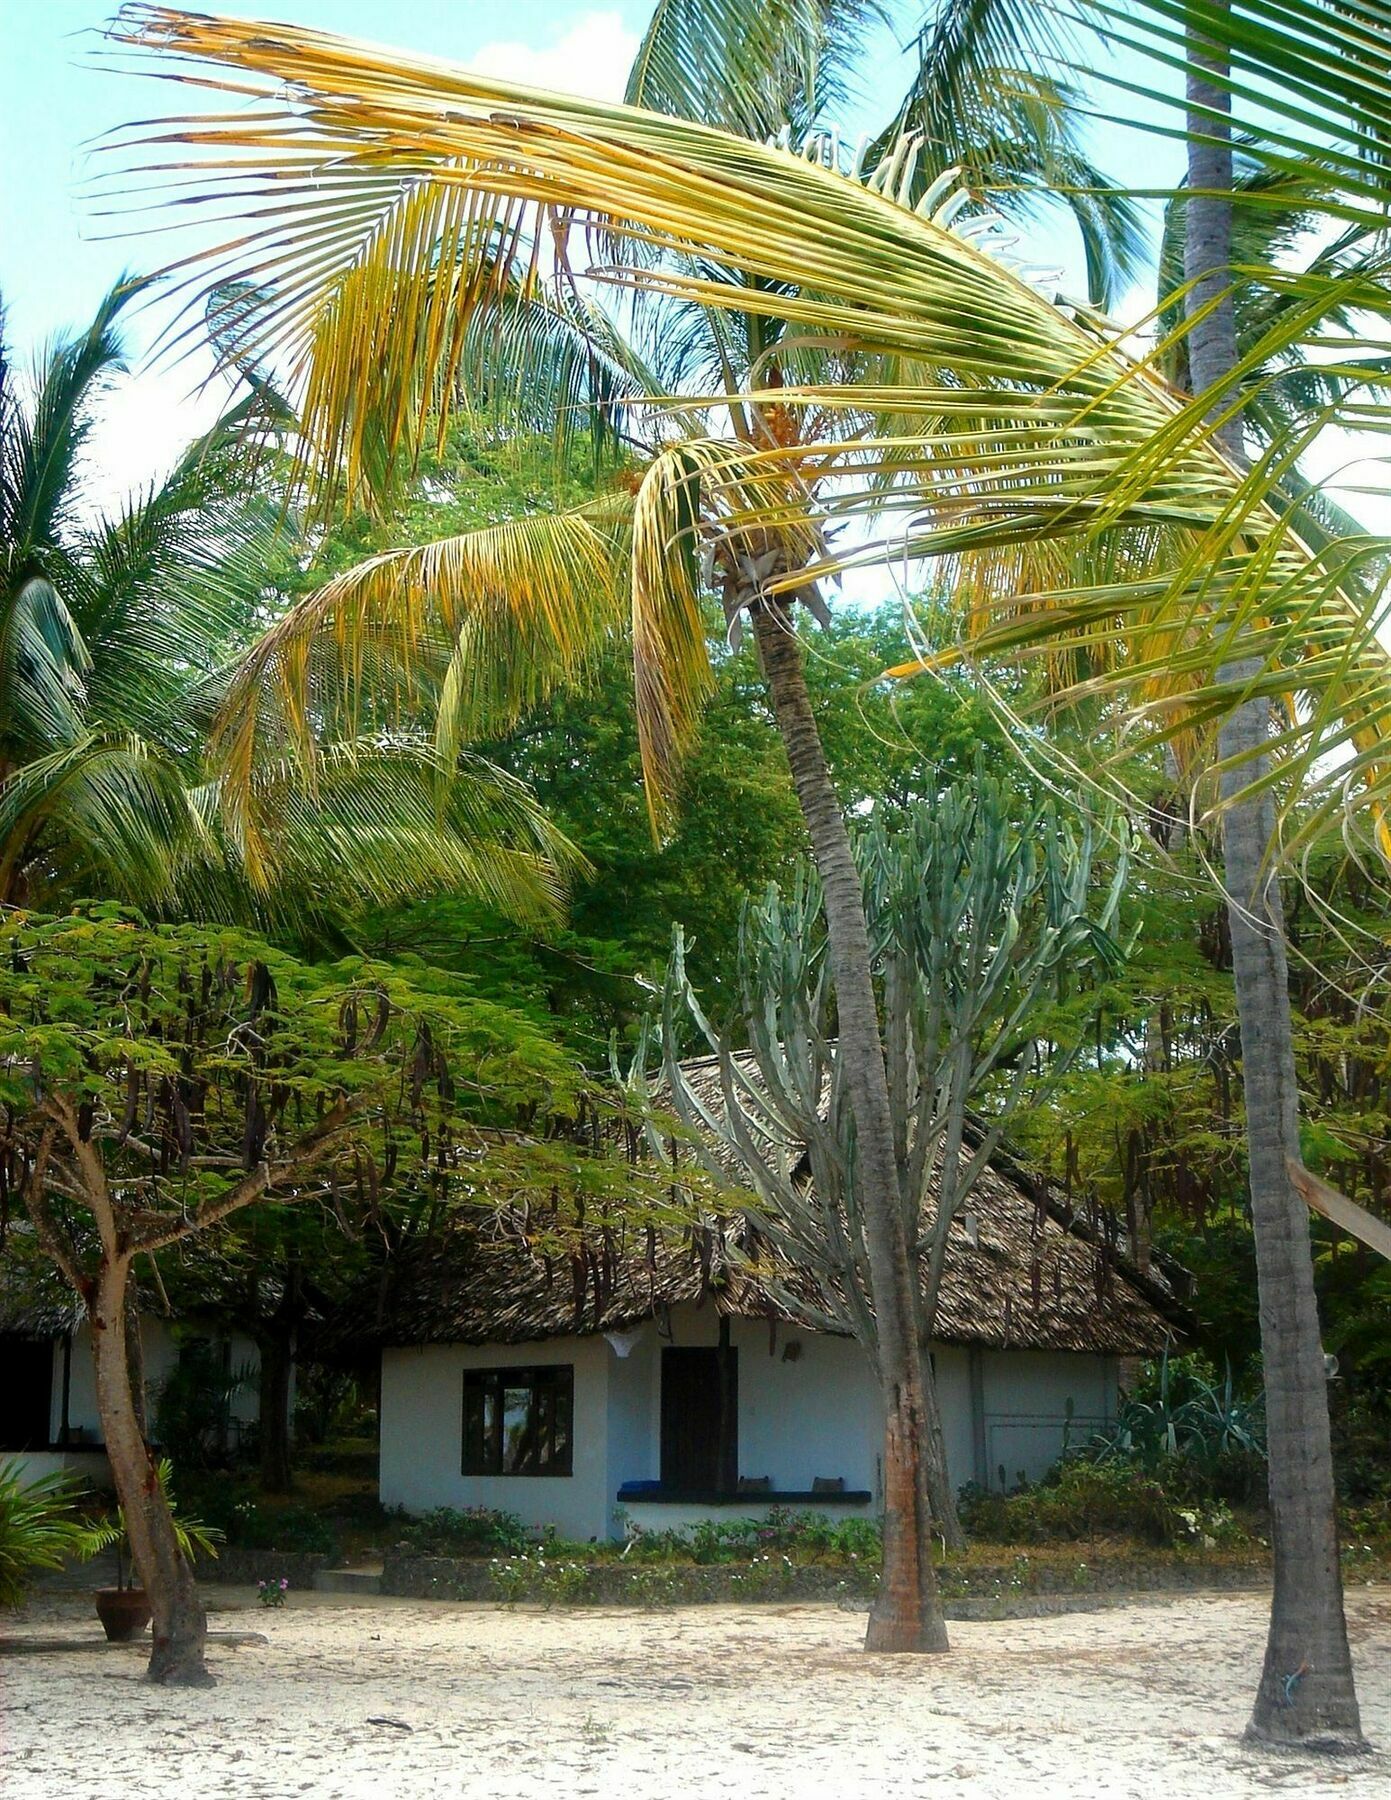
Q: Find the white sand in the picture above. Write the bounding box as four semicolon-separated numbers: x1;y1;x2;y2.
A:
3;1587;1390;1799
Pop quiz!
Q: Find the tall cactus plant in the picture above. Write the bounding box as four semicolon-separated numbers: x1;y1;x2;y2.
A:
657;774;1128;1545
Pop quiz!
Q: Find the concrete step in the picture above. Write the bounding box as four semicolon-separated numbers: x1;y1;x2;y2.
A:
312;1569;383;1596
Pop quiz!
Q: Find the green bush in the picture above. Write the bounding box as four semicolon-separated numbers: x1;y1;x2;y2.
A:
958;1460;1246;1548
614;1507;883;1566
229;1501;338;1555
175;1475;339;1555
0;1462;102;1607
396;1505;530;1558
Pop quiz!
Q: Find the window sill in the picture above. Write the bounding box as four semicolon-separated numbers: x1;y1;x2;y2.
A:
615;1488;873;1507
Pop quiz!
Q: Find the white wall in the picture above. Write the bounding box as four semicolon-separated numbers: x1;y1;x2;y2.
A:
979;1350;1116;1489
3;1448;113;1491
377;1318;1121;1538
43;1320;263;1447
380;1336;612;1540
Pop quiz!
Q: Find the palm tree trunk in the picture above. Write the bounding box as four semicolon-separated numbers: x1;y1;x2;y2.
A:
749;595;949;1650
90;1255;213;1687
1186;18;1363;1749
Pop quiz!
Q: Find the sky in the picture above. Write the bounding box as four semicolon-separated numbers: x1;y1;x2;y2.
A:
2;1;1381;530
0;1;654;506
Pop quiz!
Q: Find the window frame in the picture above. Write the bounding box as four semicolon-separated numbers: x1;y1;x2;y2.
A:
461;1363;574;1478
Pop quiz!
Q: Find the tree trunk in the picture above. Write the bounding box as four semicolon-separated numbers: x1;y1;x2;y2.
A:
750;596;949;1651
257;1326;295;1494
90;1256;213;1687
1185;17;1364;1750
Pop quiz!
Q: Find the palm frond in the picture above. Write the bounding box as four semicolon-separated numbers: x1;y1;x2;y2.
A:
208;496;631;882
105;5;1391;853
627;0;879;139
190;738;587;928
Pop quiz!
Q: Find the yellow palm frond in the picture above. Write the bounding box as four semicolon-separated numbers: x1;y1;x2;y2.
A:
109;6;1391;850
211;496;631;882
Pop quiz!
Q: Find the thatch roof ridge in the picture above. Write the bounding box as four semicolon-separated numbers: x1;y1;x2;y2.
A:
0;1232;84;1337
324;1048;1183;1359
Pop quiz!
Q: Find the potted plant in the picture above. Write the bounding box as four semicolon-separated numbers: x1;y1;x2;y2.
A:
0;1459;104;1610
89;1459;223;1641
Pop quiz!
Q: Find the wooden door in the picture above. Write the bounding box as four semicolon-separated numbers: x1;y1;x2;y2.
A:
660;1345;737;1494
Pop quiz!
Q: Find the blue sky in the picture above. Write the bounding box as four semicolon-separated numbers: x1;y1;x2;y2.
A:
0;3;1190;514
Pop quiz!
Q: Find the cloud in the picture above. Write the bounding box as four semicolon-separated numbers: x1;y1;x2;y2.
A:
467;11;639;100
79;12;641;513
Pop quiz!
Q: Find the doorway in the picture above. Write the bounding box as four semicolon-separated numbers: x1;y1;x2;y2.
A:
0;1336;53;1450
659;1344;738;1494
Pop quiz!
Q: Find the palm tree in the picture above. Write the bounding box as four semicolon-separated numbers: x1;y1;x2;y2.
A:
106;2;1391;1674
109;0;1147;1650
0;282;580;927
1167;23;1362;1744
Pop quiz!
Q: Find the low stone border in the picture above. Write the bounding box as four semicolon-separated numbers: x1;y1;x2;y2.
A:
200;1549;331;1589
379;1550;1279;1610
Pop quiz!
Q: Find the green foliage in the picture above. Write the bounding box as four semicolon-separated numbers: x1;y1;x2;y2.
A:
0;1462;103;1607
958;1460;1253;1550
393;1506;530;1558
85;1458;225;1584
175;1478;340;1556
0;908;584;1239
1090;1354;1266;1469
153;1338;253;1472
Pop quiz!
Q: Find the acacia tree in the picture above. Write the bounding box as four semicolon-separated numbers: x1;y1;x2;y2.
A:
0;908;581;1685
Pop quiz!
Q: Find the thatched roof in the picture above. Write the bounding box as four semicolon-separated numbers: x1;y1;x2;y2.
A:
0;1234;82;1337
341;1055;1182;1358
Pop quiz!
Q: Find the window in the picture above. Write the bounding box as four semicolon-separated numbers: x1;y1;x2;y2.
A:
462;1365;573;1476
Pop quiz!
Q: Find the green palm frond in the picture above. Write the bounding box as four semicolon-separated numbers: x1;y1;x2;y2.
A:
0;266;583;923
0;730;201;906
626;0;879;140
873;1;1147;307
106;5;1391;857
189;738;587;928
207;494;630;880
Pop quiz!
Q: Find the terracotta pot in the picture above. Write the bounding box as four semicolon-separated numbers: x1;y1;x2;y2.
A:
94;1587;152;1642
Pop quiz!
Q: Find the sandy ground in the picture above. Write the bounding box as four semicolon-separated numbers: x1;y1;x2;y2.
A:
2;1587;1390;1799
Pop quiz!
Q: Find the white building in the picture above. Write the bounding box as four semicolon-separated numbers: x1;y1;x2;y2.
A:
372;1157;1178;1541
0;1265;261;1488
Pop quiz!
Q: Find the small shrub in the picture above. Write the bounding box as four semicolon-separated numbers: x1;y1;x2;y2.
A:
621;1564;682;1609
488;1555;531;1606
230;1501;338;1555
256;1577;290;1608
0;1462;102;1607
397;1506;529;1558
960;1461;1185;1546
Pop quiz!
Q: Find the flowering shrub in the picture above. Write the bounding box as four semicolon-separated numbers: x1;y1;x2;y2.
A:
256;1577;290;1608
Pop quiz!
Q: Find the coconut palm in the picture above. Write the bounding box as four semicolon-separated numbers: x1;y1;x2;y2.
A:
104;2;1391;1675
0;281;580;928
103;0;1148;1652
